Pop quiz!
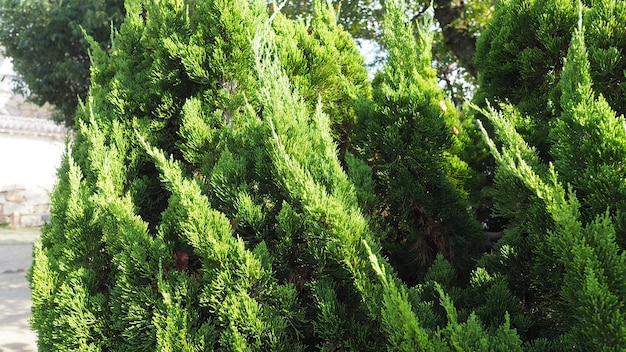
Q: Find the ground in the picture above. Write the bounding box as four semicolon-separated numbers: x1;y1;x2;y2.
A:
0;227;38;352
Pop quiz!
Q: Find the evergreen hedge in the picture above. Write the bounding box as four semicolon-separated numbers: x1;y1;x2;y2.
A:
29;0;626;350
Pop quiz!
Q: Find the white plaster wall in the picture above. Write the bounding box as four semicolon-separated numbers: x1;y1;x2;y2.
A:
0;134;64;189
0;134;64;227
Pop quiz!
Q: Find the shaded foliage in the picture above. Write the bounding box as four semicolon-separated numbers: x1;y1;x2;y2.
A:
0;0;125;125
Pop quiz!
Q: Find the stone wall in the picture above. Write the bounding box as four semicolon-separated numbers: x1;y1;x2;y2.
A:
0;184;51;228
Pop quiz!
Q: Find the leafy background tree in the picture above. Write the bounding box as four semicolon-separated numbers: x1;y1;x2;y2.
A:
0;0;125;125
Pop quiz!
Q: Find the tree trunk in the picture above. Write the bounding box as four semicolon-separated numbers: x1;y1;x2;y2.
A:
433;0;477;77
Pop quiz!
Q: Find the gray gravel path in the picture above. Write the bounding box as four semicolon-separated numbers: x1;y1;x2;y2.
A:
0;229;38;352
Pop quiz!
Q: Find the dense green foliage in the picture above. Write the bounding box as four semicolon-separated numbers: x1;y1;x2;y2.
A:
352;7;484;285
473;2;626;348
281;0;493;104
0;0;125;125
29;0;626;350
474;0;626;158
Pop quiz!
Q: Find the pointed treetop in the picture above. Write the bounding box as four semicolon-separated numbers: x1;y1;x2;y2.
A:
559;0;593;111
383;0;436;82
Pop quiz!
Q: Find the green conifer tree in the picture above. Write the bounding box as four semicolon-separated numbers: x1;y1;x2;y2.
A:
29;0;366;349
479;106;626;348
251;16;522;351
29;0;521;349
550;8;626;249
474;0;626;159
474;8;626;348
352;0;484;285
